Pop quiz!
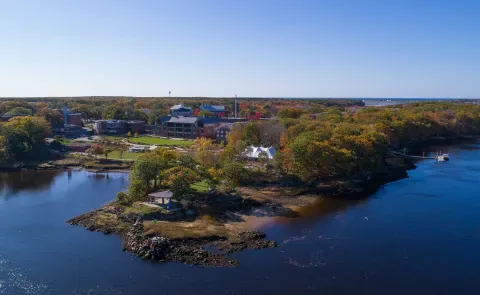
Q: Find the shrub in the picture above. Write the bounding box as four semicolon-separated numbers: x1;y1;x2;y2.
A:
116;191;132;205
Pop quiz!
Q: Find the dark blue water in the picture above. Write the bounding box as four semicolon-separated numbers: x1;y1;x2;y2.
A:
1;143;480;295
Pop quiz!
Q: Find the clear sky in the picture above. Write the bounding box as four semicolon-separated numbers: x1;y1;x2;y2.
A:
1;0;479;98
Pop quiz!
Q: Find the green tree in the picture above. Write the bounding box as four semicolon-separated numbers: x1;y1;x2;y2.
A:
128;156;159;200
0;135;6;162
6;107;33;116
242;122;261;146
127;148;179;199
0;116;51;160
161;167;199;198
257;151;269;164
221;162;248;190
129;110;148;121
102;106;128;120
104;147;113;159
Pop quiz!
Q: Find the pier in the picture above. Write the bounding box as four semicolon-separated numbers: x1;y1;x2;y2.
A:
389;150;449;161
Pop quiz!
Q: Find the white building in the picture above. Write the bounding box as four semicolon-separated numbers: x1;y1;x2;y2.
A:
244;146;276;160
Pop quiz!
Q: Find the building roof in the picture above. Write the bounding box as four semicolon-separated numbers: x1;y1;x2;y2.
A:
157;116;172;123
200;105;225;112
148;191;173;199
217;124;232;131
170;103;192;111
244;146;276;159
167;116;199;124
200;117;222;125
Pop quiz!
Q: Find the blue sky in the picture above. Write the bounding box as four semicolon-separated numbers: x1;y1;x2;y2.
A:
1;0;479;98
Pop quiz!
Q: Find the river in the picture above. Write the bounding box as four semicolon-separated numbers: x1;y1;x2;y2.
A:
1;142;480;295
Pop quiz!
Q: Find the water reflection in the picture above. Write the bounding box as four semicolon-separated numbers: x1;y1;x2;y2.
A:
0;171;61;198
246;195;370;230
295;196;369;220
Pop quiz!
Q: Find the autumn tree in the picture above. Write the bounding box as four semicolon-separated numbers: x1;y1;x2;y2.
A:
195;137;218;168
87;144;104;158
276;108;306;119
257;121;285;148
161;167;199;198
36;108;63;126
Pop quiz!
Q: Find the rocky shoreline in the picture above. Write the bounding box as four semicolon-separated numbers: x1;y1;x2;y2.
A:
121;223;275;267
67;203;277;267
65;154;414;268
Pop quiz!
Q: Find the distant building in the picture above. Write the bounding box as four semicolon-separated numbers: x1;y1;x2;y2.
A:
155;116;222;139
128;121;145;134
200;117;222;138
61;107;83;126
158;116;199;139
0;115;13;122
216;124;233;143
66;113;83;125
63;124;85;138
244;146;276;160
200;103;227;117
220;117;247;123
94;120;145;135
170;103;192;117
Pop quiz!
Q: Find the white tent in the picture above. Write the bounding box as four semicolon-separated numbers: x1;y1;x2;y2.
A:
244;146;276;159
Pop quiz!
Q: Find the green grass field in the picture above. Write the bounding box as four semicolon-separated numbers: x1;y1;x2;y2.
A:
191;180;210;193
59;138;72;144
107;150;138;160
128;136;194;146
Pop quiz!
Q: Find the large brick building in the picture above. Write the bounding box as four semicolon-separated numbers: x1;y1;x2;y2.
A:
94;120;145;135
154;116;222;139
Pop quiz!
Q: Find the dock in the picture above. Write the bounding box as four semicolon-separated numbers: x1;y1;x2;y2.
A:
389;150;450;162
389;150;435;160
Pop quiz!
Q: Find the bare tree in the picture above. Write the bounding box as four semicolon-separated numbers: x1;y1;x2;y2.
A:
258;121;285;148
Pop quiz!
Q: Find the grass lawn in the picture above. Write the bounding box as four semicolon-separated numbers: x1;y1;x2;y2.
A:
107;150;138;160
191;179;210;193
128;136;194;146
100;136;124;142
59;138;72;144
123;202;168;215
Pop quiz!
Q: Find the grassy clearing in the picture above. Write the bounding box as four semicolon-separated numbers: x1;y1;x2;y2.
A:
191;180;210;193
59;138;72;144
123;202;167;215
143;215;230;238
97;136;124;143
107;150;138;160
94;212;131;233
128;136;194;146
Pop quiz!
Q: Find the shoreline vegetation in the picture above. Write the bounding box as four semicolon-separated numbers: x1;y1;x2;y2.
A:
2;98;480;267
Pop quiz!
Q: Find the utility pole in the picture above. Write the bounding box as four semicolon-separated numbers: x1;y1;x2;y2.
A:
234;94;237;118
169;91;171;98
